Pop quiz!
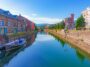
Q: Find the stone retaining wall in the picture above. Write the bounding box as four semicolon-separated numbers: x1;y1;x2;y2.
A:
45;29;90;55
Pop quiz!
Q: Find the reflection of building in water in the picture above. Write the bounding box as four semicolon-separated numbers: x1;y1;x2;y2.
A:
0;36;4;44
0;46;22;67
25;33;37;47
0;35;9;45
0;33;37;67
0;32;37;50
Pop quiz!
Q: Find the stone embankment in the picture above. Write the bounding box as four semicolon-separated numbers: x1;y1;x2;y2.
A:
45;29;90;55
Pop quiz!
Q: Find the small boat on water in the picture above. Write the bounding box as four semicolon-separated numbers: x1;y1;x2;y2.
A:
0;38;26;51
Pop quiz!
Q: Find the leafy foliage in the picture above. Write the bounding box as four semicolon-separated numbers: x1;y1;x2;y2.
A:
49;21;65;30
76;15;86;30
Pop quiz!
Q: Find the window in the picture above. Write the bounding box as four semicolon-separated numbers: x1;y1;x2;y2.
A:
8;22;11;26
0;20;4;26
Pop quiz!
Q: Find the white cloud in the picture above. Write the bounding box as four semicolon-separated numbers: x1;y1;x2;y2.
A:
0;1;62;24
10;10;20;15
23;15;62;24
31;13;37;17
0;0;62;24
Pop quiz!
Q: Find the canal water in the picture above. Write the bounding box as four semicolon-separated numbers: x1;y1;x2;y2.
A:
0;32;90;67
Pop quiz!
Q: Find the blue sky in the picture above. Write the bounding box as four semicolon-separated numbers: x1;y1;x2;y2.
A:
0;0;90;24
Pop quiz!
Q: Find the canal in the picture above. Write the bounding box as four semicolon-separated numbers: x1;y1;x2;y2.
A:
0;32;90;67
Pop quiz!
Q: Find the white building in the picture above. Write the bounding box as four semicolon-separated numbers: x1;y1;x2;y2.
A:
82;7;90;29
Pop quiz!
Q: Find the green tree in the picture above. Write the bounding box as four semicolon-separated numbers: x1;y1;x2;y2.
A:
34;24;38;30
76;15;86;30
49;20;65;30
59;21;65;29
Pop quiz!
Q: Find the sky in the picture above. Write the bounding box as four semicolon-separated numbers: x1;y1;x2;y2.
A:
0;0;90;24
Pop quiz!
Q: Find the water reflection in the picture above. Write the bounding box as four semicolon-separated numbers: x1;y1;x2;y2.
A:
4;32;90;67
1;32;90;67
50;33;65;47
0;32;37;67
51;33;90;62
76;50;85;62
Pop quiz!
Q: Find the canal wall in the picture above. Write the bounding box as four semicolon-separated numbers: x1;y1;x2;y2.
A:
0;31;36;51
45;29;90;55
8;31;35;37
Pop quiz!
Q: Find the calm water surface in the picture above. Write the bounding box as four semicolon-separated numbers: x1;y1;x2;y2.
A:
1;32;90;67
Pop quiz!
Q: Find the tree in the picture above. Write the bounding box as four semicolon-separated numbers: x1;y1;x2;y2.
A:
34;24;38;30
49;20;65;30
59;21;65;29
76;15;86;30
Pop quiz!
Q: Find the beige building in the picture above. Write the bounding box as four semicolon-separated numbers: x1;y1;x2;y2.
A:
82;7;90;29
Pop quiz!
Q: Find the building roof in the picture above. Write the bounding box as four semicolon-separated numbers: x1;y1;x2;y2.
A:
0;9;18;20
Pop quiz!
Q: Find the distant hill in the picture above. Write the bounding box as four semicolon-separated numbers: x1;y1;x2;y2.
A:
36;23;51;27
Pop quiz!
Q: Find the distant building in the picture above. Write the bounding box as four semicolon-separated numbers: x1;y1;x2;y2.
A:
82;7;90;29
64;14;74;30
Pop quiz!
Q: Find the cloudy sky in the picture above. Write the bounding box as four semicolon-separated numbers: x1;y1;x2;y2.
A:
0;0;90;24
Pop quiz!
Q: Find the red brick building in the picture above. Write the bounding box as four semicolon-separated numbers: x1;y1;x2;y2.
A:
17;15;35;32
64;14;74;30
0;9;35;35
31;22;35;31
17;15;26;32
0;9;18;35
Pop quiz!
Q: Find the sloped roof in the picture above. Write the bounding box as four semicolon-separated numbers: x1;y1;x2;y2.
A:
0;9;18;19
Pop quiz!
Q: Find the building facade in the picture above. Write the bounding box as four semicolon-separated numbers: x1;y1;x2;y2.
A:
0;9;35;35
18;15;35;32
64;14;74;30
26;19;33;32
18;15;26;32
0;9;18;35
31;22;35;31
82;7;90;29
